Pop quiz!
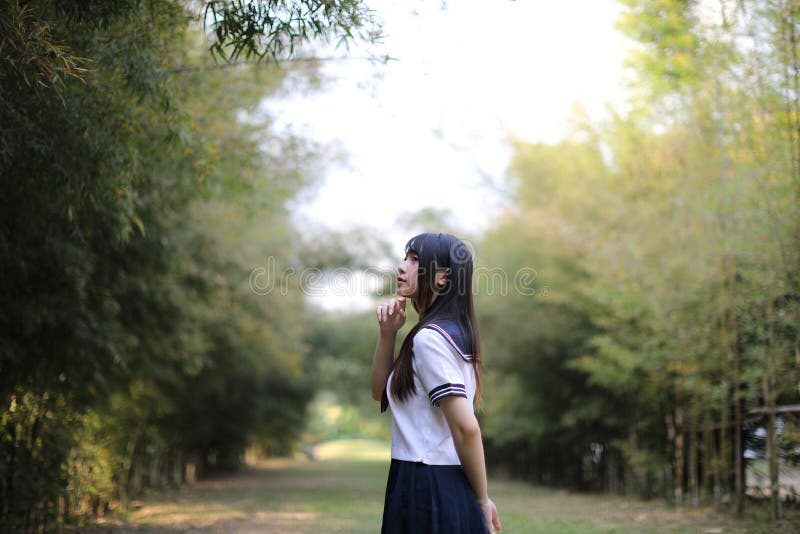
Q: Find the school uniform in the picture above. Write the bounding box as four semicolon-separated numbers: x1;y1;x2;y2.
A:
380;319;487;534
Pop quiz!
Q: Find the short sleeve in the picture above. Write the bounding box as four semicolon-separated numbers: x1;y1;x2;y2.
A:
413;328;467;406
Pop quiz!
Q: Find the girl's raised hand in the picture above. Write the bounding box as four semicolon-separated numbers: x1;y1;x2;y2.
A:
376;296;406;334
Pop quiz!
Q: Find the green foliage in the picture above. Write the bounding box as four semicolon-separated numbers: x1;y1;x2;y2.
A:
204;0;381;61
616;0;702;95
478;0;800;513
65;409;119;519
0;1;87;103
0;0;376;530
0;390;74;530
476;137;615;489
301;310;398;444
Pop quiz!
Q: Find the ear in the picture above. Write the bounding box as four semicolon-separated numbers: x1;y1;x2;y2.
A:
435;268;450;288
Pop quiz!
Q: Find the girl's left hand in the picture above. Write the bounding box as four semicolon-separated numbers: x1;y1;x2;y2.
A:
479;498;501;533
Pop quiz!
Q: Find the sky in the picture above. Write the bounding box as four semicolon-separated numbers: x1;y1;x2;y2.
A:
259;0;632;309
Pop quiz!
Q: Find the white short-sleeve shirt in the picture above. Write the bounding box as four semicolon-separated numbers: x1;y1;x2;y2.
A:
386;326;476;465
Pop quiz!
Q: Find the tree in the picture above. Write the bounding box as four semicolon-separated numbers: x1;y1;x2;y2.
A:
0;0;378;529
478;2;798;523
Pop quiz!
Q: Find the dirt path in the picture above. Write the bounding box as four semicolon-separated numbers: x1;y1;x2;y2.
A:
90;458;388;533
87;441;797;533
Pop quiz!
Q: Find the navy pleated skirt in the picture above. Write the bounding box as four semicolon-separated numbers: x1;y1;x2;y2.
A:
381;459;488;534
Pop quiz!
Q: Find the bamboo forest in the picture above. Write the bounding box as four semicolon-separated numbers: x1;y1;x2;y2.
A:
1;0;798;532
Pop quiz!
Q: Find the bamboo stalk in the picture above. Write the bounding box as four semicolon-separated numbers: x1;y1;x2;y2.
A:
727;252;744;516
689;408;699;507
765;269;783;521
675;405;685;504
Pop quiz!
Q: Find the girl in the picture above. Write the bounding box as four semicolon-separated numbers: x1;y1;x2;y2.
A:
371;232;502;534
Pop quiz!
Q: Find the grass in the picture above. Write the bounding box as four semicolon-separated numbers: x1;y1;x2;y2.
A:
89;439;797;533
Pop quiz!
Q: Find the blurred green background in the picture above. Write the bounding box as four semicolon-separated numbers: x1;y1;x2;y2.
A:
1;0;798;531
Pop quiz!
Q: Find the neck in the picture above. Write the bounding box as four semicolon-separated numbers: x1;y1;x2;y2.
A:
414;292;439;319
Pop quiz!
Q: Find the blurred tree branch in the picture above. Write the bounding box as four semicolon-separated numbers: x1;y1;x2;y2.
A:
203;0;382;62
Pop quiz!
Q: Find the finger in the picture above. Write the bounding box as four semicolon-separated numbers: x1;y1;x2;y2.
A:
388;300;396;316
493;511;502;531
397;296;406;310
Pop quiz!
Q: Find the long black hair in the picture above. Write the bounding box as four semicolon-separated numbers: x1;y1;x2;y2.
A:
391;232;483;404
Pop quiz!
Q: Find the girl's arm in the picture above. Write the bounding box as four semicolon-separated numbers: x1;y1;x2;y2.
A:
371;297;406;401
440;396;502;532
371;330;396;401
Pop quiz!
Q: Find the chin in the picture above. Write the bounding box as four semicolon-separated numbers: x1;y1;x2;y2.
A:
397;287;413;298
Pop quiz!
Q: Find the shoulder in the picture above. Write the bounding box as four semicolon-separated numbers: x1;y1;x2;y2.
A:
413;325;470;365
415;322;473;362
413;327;451;352
413;326;471;405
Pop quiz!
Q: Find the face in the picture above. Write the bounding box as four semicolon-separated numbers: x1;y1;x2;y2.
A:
396;250;419;298
396;249;448;300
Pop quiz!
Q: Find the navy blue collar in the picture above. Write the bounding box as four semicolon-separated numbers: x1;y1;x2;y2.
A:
422;319;473;361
